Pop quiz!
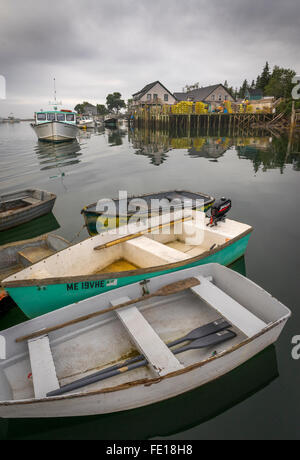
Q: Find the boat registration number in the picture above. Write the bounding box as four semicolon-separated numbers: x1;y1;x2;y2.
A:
66;279;118;291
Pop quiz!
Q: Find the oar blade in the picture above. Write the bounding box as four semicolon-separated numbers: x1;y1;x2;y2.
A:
183;319;231;342
188;330;236;350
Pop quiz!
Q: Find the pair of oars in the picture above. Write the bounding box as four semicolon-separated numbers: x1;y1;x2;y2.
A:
47;320;235;397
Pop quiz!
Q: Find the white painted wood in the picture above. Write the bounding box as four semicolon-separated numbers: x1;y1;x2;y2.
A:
0;263;291;418
28;336;59;398
0;336;5;360
191;276;267;337
124;236;189;268
111;296;184;376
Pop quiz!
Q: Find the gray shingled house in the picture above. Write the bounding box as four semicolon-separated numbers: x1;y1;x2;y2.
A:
174;84;235;108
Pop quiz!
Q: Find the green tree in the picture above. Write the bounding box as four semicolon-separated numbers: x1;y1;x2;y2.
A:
106;92;126;113
74;101;89;114
264;66;296;98
239;79;249;99
258;61;271;91
96;104;108;115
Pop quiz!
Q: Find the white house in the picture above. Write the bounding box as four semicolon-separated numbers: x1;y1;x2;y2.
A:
131;81;177;107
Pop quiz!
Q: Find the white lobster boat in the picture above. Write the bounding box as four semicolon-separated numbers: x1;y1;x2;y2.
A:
31;110;78;142
77;117;96;129
0;263;290;418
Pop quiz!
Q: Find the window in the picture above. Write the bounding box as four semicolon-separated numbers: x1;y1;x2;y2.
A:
211;95;215;101
164;94;168;102
224;95;228;101
66;114;75;122
37;113;46;121
218;94;222;101
147;94;151;101
47;113;55;121
56;113;65;122
153;94;158;101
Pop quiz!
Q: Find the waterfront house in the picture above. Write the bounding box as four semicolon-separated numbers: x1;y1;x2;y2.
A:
82;103;98;116
131;81;177;108
174;84;235;110
245;88;264;101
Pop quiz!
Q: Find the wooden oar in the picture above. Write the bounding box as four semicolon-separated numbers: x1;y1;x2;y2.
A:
49;319;231;388
47;330;236;397
15;277;200;343
93;215;193;250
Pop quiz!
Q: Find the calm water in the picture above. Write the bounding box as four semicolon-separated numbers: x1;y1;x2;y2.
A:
0;122;299;440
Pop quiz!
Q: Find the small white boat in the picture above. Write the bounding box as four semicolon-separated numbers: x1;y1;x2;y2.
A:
31;110;78;142
0;189;56;231
0;234;70;311
77;117;96;129
0;263;290;418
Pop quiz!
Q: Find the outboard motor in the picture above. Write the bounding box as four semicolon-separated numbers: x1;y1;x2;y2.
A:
207;197;232;226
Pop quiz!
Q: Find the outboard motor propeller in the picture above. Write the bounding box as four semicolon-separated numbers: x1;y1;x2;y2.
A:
207;197;232;226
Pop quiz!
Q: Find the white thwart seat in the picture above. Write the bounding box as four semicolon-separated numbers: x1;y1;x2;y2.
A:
191;276;267;338
111;296;184;377
124;236;189;268
28;336;59;398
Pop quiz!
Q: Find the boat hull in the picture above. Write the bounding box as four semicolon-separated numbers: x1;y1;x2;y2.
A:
5;233;251;318
0;319;287;418
0;189;56;232
31;122;78;142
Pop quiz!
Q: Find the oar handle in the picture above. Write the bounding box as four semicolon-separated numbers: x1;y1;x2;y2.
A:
93;216;193;250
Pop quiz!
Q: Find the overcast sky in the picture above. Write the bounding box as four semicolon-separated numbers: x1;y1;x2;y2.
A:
0;0;299;117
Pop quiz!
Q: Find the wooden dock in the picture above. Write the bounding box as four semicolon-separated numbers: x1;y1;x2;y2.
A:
132;111;277;137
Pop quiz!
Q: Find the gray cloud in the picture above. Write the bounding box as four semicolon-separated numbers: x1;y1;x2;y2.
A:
0;0;299;117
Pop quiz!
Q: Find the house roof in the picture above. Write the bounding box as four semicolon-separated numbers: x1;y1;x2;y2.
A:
173;92;189;101
174;84;235;102
133;81;175;100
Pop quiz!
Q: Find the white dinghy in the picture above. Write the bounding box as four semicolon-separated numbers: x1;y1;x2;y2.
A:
0;263;290;418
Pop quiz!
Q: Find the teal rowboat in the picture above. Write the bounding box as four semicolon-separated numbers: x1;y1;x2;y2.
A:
2;211;253;318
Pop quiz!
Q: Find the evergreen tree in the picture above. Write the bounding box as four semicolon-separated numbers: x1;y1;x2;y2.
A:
239;79;249;99
258;62;271;92
264;66;296;98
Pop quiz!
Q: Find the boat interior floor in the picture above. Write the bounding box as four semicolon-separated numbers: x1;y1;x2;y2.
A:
9;216;250;282
2;289;246;401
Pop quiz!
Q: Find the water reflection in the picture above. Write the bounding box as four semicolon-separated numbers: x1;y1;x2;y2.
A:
0;213;60;246
236;135;300;173
107;127;127;147
128;128;300;172
128;128;171;165
34;140;82;171
0;346;278;440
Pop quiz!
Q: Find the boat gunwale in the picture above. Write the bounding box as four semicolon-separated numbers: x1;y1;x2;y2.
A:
0;314;290;407
2;227;253;288
81;189;215;215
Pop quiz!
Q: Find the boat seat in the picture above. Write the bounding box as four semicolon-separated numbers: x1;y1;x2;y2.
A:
28;335;60;399
191;276;267;338
123;236;189;268
22;197;39;205
110;296;184;377
18;247;54;266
